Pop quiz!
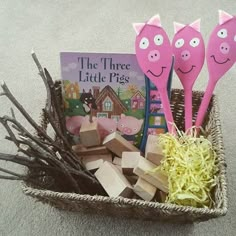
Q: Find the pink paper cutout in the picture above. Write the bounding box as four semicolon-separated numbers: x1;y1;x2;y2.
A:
134;15;175;133
172;19;205;130
219;10;233;25
174;22;186;34
189;19;201;32
133;23;146;35
147;14;162;27
195;11;236;128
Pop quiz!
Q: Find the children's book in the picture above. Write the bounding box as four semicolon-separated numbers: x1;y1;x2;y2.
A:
60;52;173;150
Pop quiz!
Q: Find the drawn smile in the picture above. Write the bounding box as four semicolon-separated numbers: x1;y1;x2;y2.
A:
177;65;195;74
211;55;230;64
147;67;166;77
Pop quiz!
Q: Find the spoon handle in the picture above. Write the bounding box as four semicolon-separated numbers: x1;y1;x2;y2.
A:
159;89;176;134
195;81;216;127
184;88;193;131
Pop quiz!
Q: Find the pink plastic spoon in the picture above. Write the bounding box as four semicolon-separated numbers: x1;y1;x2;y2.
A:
133;14;175;133
172;19;205;131
195;10;236;128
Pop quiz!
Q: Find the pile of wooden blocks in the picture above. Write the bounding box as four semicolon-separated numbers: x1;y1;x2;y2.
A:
73;127;168;202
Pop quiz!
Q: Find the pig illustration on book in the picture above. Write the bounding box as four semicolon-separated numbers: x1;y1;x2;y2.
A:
80;89;97;114
150;90;161;101
66;115;96;135
65;115;85;135
117;114;143;143
96;117;117;140
172;19;205;130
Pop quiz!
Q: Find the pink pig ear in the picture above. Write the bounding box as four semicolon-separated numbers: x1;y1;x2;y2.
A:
133;23;145;35
147;14;162;27
189;19;201;32
173;22;185;33
219;10;233;25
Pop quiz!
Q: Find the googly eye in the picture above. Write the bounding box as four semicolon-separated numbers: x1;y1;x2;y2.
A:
190;37;200;47
139;37;149;49
175;38;184;48
234;35;236;42
217;29;227;38
154;34;163;46
121;124;124;127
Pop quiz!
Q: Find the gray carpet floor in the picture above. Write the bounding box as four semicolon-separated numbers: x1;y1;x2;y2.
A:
0;0;236;235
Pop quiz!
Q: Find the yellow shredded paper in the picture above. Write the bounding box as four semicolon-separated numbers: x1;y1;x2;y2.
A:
152;128;218;208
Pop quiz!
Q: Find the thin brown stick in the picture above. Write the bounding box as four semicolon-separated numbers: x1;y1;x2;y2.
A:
0;81;53;142
0;175;25;180
0;167;25;178
31;50;52;111
0;52;102;195
3;115;56;156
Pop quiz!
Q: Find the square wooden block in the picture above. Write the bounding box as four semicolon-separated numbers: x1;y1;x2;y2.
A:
95;161;133;198
72;144;111;156
133;178;157;201
121;152;141;175
80;120;101;147
82;154;112;172
113;157;122;166
133;156;168;193
145;134;164;166
103;132;139;157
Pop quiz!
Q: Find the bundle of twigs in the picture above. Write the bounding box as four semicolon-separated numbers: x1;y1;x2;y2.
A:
0;52;105;195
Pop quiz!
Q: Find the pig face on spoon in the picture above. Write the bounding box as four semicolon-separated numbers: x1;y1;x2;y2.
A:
172;19;205;89
134;15;172;90
207;10;236;82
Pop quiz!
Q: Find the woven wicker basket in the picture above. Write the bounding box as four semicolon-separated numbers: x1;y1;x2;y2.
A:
22;89;228;223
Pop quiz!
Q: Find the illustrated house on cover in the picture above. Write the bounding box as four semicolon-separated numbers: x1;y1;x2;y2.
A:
64;82;80;99
92;85;127;118
130;90;145;110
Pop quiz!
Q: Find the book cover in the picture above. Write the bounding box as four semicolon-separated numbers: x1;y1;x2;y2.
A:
60;52;171;149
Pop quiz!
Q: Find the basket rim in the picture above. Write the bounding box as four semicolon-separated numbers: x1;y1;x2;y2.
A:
21;89;228;218
22;184;227;216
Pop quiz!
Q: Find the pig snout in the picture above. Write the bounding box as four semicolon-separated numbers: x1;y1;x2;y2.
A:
148;50;160;62
181;50;191;61
220;42;230;54
123;127;132;134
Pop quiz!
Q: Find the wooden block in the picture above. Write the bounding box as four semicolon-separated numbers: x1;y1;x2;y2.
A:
113;157;121;166
145;135;164;166
82;154;112;171
159;191;167;203
126;175;138;185
121;152;141;175
103;132;139;157
133;157;168;193
94;161;133;198
72;145;110;156
133;178;157;201
114;165;122;172
80;120;101;147
132;193;142;200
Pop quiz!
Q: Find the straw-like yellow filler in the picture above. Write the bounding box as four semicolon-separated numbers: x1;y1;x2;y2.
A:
152;128;218;208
